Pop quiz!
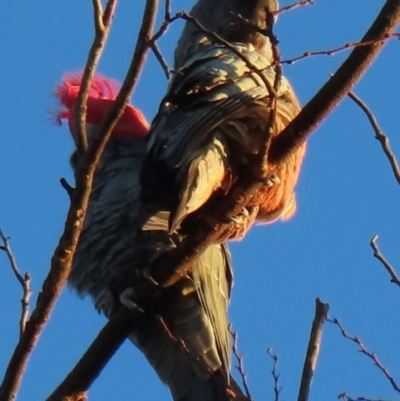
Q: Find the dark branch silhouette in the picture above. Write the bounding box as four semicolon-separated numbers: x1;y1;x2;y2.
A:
281;33;400;66
276;0;314;15
328;317;400;394
47;306;249;401
0;227;32;338
267;348;282;401
230;328;253;400
348;90;400;186
46;307;138;401
298;298;329;401
370;235;400;288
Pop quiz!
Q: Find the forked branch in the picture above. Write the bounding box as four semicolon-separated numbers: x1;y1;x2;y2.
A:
0;227;32;338
0;1;156;400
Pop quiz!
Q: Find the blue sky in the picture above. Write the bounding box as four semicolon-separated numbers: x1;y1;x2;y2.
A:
1;1;400;400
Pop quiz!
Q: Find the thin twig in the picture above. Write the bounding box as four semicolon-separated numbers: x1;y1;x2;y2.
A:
145;0;177;77
348;90;400;186
328;317;400;393
73;0;118;154
281;33;400;66
92;0;104;32
60;178;75;200
370;235;400;287
150;0;182;45
164;0;171;18
260;7;282;173
230;327;252;400
149;41;171;78
234;7;281;174
275;0;314;15
93;0;158;147
298;298;329;401
267;348;282;401
338;393;392;401
269;1;400;164
0;228;32;338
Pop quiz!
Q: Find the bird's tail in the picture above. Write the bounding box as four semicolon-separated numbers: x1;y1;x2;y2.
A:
128;244;232;401
128;316;229;401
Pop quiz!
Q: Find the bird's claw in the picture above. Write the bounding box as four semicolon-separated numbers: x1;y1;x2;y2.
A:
220;206;259;241
262;173;280;187
229;206;252;224
119;288;146;314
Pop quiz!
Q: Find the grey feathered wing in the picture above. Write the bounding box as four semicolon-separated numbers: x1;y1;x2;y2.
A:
69;136;233;401
141;44;296;234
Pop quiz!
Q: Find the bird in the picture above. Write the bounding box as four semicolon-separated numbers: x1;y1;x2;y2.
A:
140;0;306;241
52;73;233;401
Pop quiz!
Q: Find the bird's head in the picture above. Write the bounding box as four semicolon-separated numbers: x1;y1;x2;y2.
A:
52;73;150;145
51;73;150;169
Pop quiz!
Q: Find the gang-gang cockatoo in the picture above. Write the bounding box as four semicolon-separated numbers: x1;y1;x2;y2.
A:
140;0;306;240
53;73;233;401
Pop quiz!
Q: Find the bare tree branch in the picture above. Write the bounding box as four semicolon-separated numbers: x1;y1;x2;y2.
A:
149;41;172;79
281;33;400;66
348;90;400;186
298;298;329;401
94;0;158;145
150;0;179;43
74;0;118;154
269;0;400;164
328;317;400;394
60;178;75;200
46;306;139;401
230;328;252;400
275;0;314;15
338;393;393;401
370;235;400;287
0;227;32;338
267;348;282;401
40;1;158;398
91;0;104;32
0;0;158;398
